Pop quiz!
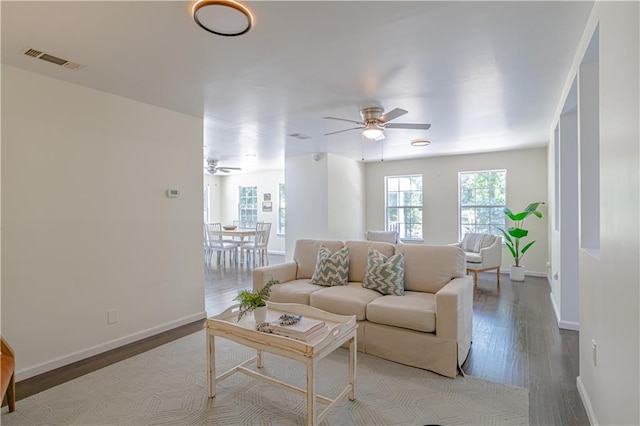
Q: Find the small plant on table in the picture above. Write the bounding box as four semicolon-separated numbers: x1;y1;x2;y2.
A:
234;278;278;320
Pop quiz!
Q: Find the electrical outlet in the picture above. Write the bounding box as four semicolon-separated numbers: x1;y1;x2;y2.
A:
592;339;597;367
108;308;119;324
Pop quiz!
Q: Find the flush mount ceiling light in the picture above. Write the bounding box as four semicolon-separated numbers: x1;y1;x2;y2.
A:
362;122;384;140
192;0;254;37
411;138;432;147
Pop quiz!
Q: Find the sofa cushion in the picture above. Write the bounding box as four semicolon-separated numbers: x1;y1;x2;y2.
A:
310;246;349;286
395;245;465;293
366;291;436;332
346;240;395;283
465;252;482;263
293;240;345;279
309;283;382;321
461;233;485;253
363;248;405;296
269;279;324;305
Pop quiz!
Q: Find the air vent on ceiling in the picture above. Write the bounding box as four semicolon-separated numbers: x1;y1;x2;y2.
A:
288;132;311;140
22;47;85;70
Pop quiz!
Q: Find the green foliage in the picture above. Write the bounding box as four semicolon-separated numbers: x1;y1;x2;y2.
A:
497;202;545;267
234;278;279;320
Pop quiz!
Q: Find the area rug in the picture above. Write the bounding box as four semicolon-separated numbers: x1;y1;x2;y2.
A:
1;331;528;425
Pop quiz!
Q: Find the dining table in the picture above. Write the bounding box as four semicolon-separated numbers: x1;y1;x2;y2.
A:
213;228;257;265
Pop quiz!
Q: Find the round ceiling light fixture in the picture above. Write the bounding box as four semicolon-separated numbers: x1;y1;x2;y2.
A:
411;138;432;147
192;0;254;37
362;122;383;140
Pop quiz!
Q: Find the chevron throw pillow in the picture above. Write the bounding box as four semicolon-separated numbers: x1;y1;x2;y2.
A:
310;246;349;287
363;248;405;296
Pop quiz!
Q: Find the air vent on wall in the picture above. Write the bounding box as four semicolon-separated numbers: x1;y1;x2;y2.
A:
22;47;85;70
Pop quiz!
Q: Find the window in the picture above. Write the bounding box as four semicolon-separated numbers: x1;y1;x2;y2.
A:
385;175;423;240
238;186;257;226
459;170;506;239
278;183;286;234
203;184;210;223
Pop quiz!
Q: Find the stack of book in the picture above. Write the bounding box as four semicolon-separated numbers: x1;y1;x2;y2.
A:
264;315;327;341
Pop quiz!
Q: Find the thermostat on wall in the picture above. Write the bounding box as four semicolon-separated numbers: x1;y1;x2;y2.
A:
166;189;180;198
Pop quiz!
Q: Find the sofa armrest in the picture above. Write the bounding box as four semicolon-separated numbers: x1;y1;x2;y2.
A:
253;262;298;292
447;242;462;248
435;276;473;342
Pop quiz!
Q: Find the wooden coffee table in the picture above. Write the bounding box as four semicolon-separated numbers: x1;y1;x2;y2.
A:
206;302;357;426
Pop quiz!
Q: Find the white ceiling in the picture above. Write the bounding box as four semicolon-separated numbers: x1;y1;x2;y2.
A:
1;1;593;174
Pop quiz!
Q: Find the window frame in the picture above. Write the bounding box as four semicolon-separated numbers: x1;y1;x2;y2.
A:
458;169;507;241
384;174;423;241
238;186;258;227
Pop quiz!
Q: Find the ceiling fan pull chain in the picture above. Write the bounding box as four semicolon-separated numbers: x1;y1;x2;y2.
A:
380;140;384;162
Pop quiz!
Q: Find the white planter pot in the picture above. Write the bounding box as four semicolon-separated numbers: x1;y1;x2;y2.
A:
253;306;267;324
510;265;526;281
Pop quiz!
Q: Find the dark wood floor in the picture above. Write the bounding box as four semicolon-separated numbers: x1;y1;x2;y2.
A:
13;255;589;425
205;256;589;425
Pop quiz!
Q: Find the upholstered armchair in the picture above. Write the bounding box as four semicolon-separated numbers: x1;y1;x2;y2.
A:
452;233;502;286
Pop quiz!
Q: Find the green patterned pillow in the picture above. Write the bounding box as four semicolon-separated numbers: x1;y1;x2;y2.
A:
363;248;405;295
310;246;349;287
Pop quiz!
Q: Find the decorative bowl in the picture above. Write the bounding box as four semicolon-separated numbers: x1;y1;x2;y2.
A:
223;225;237;230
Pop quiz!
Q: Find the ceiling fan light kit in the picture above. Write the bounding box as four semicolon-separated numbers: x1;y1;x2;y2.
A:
411;138;432;147
362;123;383;140
192;0;254;37
204;158;242;174
324;106;431;140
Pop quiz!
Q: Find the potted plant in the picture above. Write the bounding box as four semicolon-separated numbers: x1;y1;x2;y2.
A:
234;278;278;323
498;202;545;282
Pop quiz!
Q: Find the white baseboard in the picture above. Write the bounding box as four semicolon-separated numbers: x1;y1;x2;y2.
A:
577;376;598;425
16;311;207;381
497;268;547;277
559;320;580;331
548;291;580;331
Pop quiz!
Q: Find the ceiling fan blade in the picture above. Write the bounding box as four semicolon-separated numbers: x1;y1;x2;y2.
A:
324;126;364;136
217;169;231;173
378;108;408;123
323;116;365;125
384;123;431;130
218;167;241;171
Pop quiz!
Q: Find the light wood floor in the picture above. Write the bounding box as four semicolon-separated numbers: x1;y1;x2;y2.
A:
14;254;589;425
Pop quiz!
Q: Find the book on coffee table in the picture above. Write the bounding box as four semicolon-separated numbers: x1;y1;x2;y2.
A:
264;316;327;341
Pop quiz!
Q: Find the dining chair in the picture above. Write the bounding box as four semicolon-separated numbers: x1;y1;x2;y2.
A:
243;222;271;268
205;223;239;267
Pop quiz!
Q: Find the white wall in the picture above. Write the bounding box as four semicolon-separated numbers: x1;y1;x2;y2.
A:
327;154;366;241
219;170;285;253
285;154;329;259
549;3;639;424
204;174;222;223
1;65;205;379
285;153;365;259
365;148;549;274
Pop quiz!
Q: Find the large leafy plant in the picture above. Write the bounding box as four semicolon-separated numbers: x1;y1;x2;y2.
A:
498;202;545;267
234;279;278;320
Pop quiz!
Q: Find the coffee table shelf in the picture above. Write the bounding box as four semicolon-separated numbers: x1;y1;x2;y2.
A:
206;302;357;426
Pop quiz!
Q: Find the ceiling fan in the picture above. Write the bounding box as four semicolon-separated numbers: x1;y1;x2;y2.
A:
323;106;431;140
204;159;241;175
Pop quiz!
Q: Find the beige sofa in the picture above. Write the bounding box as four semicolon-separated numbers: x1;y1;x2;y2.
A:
253;239;474;378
